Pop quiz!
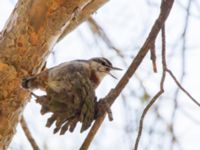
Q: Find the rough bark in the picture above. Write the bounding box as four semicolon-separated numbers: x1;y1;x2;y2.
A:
0;0;107;148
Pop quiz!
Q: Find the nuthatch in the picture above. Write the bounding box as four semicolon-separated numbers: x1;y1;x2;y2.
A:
22;57;121;134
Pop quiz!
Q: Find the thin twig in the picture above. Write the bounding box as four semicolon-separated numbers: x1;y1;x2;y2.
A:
134;91;164;150
134;25;167;150
20;116;39;150
134;1;199;149
80;1;174;149
166;69;200;107
150;42;157;73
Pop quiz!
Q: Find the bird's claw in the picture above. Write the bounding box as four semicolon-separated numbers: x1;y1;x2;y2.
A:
96;99;113;121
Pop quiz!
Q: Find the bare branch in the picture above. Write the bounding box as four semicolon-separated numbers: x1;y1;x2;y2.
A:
166;69;200;107
57;0;108;42
134;24;167;150
80;1;174;149
79;114;106;150
150;43;157;73
134;92;164;150
20;116;39;150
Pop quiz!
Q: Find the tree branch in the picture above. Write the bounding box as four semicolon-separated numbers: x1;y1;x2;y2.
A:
20;116;39;150
134;1;199;148
134;24;167;150
166;69;200;107
57;0;108;42
80;1;174;149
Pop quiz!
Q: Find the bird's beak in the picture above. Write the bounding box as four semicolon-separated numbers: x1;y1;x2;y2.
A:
108;66;122;79
108;72;118;79
111;66;123;71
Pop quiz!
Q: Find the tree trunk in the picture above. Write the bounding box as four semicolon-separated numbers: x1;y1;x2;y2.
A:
0;0;107;148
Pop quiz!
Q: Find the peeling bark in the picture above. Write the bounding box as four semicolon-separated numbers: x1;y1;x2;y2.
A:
0;0;107;148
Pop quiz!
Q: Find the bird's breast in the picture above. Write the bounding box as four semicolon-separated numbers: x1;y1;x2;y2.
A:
89;70;100;89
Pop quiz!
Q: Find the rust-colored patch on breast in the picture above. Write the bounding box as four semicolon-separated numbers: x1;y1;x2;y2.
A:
90;70;99;88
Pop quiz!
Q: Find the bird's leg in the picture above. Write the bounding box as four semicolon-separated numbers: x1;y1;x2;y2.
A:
29;91;51;115
96;99;113;121
30;91;39;99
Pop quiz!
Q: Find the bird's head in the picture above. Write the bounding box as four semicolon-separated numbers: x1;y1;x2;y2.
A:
88;57;122;84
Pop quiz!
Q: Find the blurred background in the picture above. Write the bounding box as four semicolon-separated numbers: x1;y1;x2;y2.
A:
1;0;200;149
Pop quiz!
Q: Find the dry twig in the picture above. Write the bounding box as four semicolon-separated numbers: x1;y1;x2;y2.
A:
166;69;200;107
80;1;174;149
20;116;39;150
150;42;157;73
134;1;200;148
134;24;167;150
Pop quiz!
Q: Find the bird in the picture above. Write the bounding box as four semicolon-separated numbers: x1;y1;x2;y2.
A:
22;57;122;134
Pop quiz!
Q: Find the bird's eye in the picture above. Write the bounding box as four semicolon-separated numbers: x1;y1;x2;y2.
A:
101;62;106;66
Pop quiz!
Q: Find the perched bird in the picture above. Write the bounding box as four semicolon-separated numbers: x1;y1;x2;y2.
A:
22;57;121;134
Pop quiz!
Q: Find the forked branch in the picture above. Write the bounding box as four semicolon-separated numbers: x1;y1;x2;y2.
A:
134;24;167;150
80;0;174;149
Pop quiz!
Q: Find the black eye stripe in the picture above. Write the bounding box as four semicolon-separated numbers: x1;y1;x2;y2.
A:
91;57;112;67
101;58;112;66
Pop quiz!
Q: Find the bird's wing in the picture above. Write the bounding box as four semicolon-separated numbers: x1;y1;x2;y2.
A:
39;64;97;134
